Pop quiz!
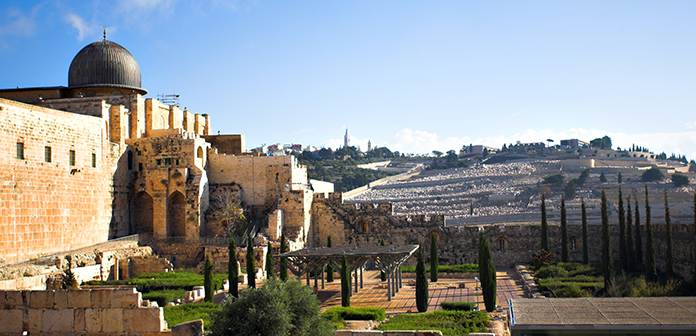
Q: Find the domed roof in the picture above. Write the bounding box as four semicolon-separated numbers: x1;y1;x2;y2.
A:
68;39;145;93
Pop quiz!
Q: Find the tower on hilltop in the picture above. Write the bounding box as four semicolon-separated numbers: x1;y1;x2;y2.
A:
367;140;372;152
344;128;351;148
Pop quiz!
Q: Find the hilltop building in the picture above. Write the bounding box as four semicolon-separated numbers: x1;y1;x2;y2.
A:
344;128;351;148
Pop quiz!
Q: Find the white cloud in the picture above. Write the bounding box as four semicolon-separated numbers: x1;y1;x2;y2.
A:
380;129;471;155
65;13;96;41
0;9;36;39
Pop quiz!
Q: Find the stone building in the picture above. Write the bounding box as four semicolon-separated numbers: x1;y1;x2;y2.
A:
0;37;320;268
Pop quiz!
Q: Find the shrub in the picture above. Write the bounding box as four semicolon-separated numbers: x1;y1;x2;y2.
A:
163;302;221;330
554;284;590;298
543;174;564;186
209;278;333;336
531;250;557;268
441;301;477;311
143;289;187;307
641;167;664;182
535;265;568;279
672;173;689;187
322;307;386;321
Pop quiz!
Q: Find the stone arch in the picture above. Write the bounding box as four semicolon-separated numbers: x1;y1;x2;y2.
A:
570;236;579;250
497;236;508;251
130;192;154;235
167;191;187;239
358;220;369;233
197;146;204;159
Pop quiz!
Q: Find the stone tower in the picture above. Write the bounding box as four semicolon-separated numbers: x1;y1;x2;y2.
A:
344;128;351;148
367;140;372;152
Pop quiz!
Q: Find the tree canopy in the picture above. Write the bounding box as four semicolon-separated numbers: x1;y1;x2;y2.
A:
641;167;664;182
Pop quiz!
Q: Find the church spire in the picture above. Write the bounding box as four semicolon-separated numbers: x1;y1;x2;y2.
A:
344;128;350;148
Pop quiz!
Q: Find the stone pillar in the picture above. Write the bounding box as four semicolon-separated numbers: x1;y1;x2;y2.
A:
386;267;391;301
353;269;358;293
321;266;325;289
359;266;363;289
314;269;318;289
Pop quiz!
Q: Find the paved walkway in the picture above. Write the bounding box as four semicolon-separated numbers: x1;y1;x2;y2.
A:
213;268;526;316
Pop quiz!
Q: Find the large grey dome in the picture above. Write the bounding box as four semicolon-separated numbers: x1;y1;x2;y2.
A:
68;40;144;92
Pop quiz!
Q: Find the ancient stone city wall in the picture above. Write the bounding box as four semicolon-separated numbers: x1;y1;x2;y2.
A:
0;288;168;335
0;98;130;264
312;192;695;280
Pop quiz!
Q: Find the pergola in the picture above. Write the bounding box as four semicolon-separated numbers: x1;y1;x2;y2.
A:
277;245;419;301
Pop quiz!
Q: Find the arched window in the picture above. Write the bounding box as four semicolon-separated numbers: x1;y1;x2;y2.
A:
570;236;579;250
167;191;187;239
497;237;508;251
358;220;369;233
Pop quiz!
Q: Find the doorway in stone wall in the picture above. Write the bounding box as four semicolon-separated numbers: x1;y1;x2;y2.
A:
130;191;154;235
167;191;187;240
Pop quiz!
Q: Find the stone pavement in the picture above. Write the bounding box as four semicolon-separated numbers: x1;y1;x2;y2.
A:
213;268;526;316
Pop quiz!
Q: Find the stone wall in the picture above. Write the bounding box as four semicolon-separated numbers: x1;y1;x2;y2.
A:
0;98;130;264
311;192;444;248
207;154;308;207
0;288;169;335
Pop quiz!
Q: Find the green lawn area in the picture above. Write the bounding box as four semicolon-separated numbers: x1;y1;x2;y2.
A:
376;310;489;336
83;270;228;306
163;302;221;330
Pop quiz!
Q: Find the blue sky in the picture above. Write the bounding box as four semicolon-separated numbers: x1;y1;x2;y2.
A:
2;1;696;158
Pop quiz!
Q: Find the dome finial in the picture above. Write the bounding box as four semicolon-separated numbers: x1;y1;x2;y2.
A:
103;25;107;40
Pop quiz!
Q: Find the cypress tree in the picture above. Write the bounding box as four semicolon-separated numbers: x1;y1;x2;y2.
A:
618;187;628;272
380;238;386;282
415;243;428;312
560;195;568;262
279;232;288;281
265;242;274;279
247;234;256;288
204;255;214;303
581;197;589;264
341;255;350;307
541;194;549;251
479;232;497;312
626;196;635;272
664;190;674;278
634;194;643;266
430;232;439;282
228;237;238;297
327;235;334;282
645;185;656;281
601;190;614;290
618;172;623;184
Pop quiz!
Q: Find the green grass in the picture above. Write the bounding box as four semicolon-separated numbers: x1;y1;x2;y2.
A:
377;310;489;336
83;270;228;305
440;301;477;311
163;302;221;330
401;263;478;273
322;307;386;321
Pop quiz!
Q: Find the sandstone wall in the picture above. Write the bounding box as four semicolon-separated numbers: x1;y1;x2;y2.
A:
0;288;168;335
0;98;130;264
207;154;307;206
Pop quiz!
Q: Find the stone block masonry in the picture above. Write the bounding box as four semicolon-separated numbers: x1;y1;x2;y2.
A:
0;98;130;264
0;288;170;335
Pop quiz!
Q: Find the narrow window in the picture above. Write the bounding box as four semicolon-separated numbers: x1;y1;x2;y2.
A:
16;142;24;159
138;163;143;171
164;158;172;165
137;150;142;156
44;146;52;163
175;159;180;165
69;150;76;166
156;159;162;165
91;153;97;168
127;151;133;170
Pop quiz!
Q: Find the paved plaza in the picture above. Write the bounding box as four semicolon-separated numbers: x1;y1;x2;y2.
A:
316;268;526;314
